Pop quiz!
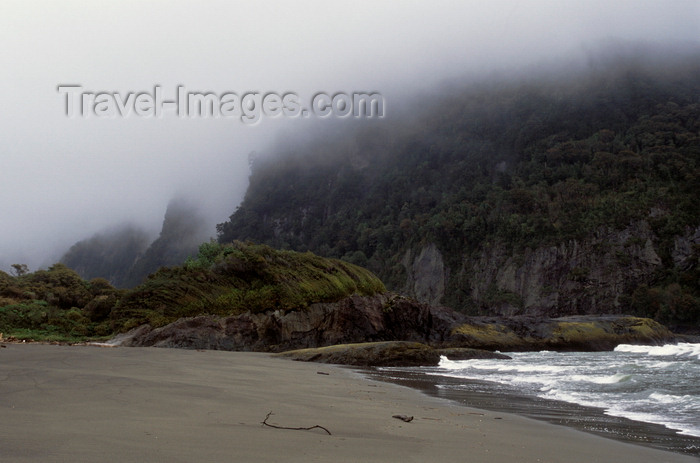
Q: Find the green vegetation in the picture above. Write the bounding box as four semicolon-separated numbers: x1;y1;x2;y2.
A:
627;280;700;327
0;243;385;341
450;323;525;349
0;265;122;342
217;50;700;329
450;316;674;351
109;241;385;333
482;285;524;309
551;321;610;344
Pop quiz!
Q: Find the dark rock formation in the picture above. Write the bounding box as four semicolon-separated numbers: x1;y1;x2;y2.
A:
277;341;441;367
114;292;678;358
117;293;460;352
450;315;676;351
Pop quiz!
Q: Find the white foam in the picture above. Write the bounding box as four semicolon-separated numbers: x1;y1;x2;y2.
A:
614;344;652;354
649;392;674;404
469;363;571;374
438;356;463;369
615;342;700;359
88;339;122;347
438;356;571;374
649;392;700;408
431;346;700;440
541;388;608;409
604;407;700;438
571;373;632;385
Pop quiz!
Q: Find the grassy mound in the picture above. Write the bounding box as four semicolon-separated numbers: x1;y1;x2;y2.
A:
109;241;386;332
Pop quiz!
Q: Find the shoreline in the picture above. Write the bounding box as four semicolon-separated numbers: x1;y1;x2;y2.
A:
1;344;697;463
362;366;700;457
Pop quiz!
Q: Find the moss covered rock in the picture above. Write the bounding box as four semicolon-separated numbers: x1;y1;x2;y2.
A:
449;315;676;351
277;341;441;366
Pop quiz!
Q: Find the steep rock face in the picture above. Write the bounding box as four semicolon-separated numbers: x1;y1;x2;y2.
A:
673;225;700;271
461;220;667;316
402;243;447;306
124;198;210;287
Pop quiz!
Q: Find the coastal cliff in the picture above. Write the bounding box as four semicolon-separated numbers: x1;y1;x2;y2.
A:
217;52;700;331
402;223;700;320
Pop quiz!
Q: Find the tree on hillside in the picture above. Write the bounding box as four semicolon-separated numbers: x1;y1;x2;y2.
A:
10;264;29;277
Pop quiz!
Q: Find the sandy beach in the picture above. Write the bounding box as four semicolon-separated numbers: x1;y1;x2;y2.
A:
0;344;695;463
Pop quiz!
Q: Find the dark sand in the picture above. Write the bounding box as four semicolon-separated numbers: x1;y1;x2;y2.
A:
364;368;700;456
1;344;696;463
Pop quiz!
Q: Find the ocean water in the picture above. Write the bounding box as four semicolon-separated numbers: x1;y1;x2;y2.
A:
372;343;700;456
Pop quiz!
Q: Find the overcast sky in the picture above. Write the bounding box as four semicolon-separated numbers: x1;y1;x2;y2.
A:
0;0;698;271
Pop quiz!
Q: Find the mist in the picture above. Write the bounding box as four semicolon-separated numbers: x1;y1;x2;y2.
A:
1;0;698;272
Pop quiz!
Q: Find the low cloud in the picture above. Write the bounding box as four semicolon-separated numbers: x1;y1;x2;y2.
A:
0;0;697;271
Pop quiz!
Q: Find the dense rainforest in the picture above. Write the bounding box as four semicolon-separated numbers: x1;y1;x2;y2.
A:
217;48;700;331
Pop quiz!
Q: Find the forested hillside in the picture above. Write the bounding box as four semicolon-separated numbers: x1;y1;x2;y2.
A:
62;198;209;288
217;48;700;331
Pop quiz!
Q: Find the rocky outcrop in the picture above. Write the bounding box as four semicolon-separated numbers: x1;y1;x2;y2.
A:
278;343;511;367
117;293;462;352
277;341;441;366
114;292;678;355
450;315;676;351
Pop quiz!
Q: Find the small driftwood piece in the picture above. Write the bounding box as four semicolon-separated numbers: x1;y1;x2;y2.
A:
392;414;414;422
261;412;332;435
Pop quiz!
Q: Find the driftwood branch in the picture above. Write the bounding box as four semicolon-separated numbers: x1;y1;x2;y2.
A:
261;411;332;435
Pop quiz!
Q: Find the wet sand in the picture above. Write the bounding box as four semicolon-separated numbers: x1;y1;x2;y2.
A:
364;367;700;456
0;344;696;463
